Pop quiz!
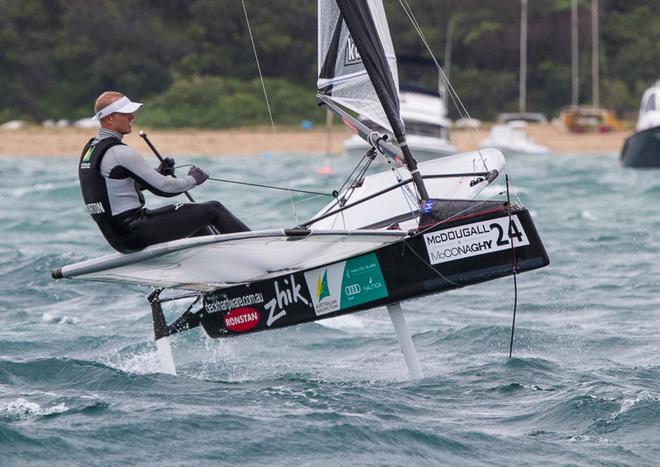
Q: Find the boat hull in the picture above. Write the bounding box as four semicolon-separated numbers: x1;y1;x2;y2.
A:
197;201;549;338
620;126;660;168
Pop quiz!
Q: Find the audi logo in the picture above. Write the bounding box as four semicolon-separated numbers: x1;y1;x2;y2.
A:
344;284;362;295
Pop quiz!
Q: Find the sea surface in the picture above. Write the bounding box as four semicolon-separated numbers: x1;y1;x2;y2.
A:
0;148;658;466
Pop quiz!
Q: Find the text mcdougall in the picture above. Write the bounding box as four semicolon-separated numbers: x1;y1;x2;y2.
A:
425;224;490;245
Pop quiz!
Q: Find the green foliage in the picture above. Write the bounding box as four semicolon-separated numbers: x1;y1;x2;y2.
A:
0;0;657;126
449;68;517;121
138;76;322;129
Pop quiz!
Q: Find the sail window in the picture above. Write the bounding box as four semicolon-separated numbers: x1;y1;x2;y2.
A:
360;118;447;139
644;93;656;113
404;121;448;139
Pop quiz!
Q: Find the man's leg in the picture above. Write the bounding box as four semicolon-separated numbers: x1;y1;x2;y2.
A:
125;202;249;249
195;201;250;235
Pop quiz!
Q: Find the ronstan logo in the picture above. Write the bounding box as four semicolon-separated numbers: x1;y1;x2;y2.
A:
224;307;260;332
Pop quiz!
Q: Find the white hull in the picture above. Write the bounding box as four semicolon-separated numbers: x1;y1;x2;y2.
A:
478;122;549;156
477;144;548;157
311;148;504;230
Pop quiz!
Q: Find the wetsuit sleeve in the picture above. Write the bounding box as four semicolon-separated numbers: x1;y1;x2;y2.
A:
102;145;197;197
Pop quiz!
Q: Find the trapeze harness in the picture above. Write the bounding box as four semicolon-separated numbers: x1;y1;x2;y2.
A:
79;135;249;253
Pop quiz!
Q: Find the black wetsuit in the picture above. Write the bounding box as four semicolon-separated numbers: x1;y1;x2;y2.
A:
79;129;249;253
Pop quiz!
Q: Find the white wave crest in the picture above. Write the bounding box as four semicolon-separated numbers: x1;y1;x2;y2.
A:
0;398;67;420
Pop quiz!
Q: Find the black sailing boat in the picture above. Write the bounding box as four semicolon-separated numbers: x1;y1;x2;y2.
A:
620;81;660;167
52;0;549;376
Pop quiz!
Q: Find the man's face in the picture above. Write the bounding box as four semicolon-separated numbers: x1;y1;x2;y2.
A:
103;112;135;135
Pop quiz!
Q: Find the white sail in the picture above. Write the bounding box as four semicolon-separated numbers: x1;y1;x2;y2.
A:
317;0;399;133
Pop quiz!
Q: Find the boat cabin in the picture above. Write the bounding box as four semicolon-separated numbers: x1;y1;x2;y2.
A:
636;81;660;131
560;106;624;133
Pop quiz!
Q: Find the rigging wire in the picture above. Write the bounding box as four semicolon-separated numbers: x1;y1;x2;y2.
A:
241;0;276;133
175;166;333;222
207;176;332;197
397;0;488;169
242;194;327;223
505;175;519;358
390;164;421;221
397;0;473;127
316;149;377;219
288;189;299;226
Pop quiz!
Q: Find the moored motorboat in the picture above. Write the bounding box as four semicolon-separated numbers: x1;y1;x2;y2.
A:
620;80;660;168
343;82;457;161
479;120;549;156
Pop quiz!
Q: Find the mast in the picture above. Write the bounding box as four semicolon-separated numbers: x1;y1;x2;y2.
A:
519;0;527;113
334;0;429;200
591;0;600;108
443;17;454;111
571;0;579;107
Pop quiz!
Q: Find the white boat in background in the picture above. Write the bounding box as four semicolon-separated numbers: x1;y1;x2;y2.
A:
620;80;660;167
479;120;549;156
499;112;547;124
343;82;457;160
479;0;549;156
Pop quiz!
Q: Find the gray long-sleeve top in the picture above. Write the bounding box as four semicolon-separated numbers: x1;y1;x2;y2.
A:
96;129;197;216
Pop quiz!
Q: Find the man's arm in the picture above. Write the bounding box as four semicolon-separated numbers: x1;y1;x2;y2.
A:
103;145;198;197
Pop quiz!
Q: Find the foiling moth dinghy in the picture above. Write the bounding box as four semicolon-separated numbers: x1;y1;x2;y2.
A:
52;0;549;377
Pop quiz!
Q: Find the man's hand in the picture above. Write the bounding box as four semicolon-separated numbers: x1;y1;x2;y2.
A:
188;166;209;185
156;157;176;176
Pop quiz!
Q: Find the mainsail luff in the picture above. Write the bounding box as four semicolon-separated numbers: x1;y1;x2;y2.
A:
332;0;429;200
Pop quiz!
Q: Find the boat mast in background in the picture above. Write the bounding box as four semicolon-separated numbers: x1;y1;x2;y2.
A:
443;17;454;112
591;0;599;108
562;0;622;132
571;0;579;107
519;0;527;114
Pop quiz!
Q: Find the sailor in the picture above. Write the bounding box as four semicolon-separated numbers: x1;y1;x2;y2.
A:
79;91;249;253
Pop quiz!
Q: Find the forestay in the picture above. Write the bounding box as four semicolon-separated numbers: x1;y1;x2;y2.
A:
317;0;401;135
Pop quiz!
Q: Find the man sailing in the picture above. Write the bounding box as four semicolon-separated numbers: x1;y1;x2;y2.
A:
79;91;249;253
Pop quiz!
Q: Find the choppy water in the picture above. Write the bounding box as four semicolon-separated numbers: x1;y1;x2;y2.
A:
1;149;659;466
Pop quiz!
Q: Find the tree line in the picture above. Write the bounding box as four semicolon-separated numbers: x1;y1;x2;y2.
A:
1;0;658;127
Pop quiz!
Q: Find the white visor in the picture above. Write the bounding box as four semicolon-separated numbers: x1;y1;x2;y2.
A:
92;96;143;120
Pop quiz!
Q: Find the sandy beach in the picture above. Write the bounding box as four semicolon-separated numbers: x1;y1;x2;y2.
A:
0;123;631;157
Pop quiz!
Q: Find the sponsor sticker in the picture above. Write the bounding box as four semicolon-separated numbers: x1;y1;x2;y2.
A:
205;292;265;314
80;146;95;169
85;202;105;215
344;35;362;65
423;215;530;265
303;253;388;316
224;307;260;332
82;146;95;162
264;274;311;327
